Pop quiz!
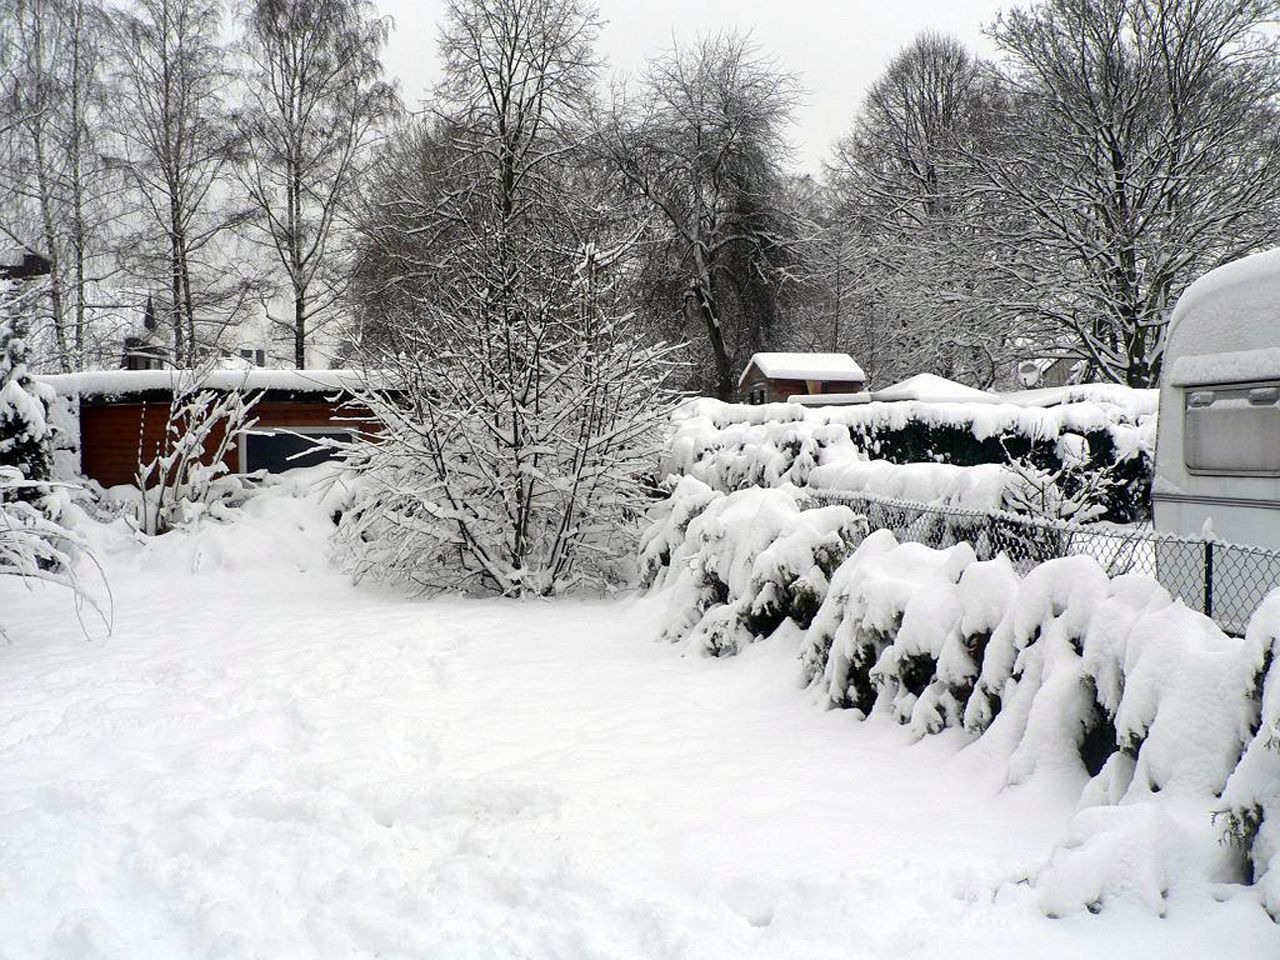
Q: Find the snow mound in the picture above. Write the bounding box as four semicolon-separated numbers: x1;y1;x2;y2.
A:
871;373;999;403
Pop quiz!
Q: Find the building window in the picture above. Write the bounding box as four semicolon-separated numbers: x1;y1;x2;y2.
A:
240;427;352;474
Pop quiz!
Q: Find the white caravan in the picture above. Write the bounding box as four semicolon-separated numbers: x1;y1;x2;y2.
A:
1154;248;1280;627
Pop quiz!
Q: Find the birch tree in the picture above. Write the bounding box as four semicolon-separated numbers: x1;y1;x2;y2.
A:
1;0;117;371
106;0;245;366
238;0;396;368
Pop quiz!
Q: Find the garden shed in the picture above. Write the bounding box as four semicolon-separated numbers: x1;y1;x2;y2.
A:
40;369;376;488
737;352;866;403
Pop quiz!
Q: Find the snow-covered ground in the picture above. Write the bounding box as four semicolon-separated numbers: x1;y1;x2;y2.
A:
2;484;1277;958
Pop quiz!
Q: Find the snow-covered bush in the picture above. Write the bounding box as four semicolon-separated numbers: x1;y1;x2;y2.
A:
643;482;1280;915
1001;434;1114;522
637;475;723;590
134;375;262;535
337;251;681;596
666;396;1154;523
0;467;107;639
653;484;864;656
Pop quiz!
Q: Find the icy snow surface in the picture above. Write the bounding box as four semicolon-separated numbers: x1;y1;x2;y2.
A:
1;480;1276;957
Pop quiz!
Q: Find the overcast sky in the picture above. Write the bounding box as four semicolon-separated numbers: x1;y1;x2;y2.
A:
378;0;1011;175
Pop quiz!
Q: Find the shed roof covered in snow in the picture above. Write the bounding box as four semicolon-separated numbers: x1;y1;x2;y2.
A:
39;368;371;398
737;352;866;387
870;373;998;404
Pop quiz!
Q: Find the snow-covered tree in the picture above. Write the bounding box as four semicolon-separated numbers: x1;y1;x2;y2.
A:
826;32;1011;388
975;0;1280;386
341;0;681;595
105;0;248;364
0;0;120;372
599;32;801;400
0;282;54;496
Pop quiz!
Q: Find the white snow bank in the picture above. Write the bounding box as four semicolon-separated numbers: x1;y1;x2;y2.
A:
871;373;999;404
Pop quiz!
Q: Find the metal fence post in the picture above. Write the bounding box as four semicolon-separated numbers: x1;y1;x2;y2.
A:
1204;540;1215;619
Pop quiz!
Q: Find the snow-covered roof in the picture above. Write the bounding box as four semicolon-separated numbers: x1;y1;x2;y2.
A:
39;368;372;397
870;373;999;404
1165;247;1280;385
738;352;866;387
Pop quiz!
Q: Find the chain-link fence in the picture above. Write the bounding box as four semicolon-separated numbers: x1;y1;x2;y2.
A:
804;488;1280;635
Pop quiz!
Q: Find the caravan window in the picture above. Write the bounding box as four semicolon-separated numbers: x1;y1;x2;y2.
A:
1184;380;1280;475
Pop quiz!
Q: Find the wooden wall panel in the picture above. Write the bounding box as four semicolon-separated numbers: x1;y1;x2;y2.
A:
79;398;376;488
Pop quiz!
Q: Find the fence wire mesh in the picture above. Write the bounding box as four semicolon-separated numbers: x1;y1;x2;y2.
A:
805;488;1280;635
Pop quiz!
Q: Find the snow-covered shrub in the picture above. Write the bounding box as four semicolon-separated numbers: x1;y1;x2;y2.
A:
643;473;1280;914
1000;434;1114;523
817;539;976;715
0;467;107;639
655;485;864;656
667;396;1154;523
0;303;54;497
1220;593;1280;911
134;375;262;535
638;476;723;590
337;252;681;596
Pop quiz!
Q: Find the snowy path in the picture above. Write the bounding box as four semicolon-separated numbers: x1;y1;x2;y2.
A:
2;552;1278;957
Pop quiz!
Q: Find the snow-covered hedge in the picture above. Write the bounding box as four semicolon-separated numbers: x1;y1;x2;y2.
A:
644;480;1280;917
665;395;1156;522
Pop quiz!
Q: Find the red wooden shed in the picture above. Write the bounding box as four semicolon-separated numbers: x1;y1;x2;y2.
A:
41;369;380;488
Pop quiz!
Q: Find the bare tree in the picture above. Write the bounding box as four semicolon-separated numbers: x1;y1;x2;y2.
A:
106;0;246;366
826;32;1010;387
238;0;397;368
977;0;1280;386
600;32;800;400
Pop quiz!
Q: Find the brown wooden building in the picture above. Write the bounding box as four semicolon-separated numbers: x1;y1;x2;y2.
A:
737;352;867;404
41;370;377;488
